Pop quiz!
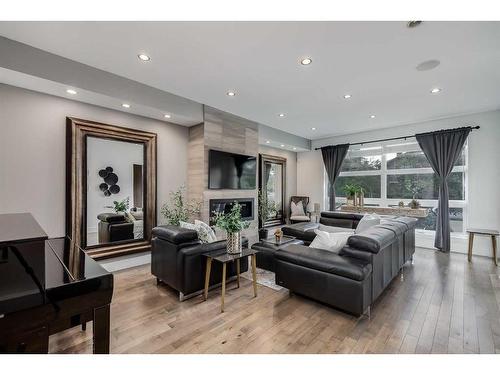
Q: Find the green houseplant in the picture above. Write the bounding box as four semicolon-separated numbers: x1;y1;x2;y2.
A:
212;202;250;254
257;189;270;240
160;186;201;226
343;184;358;206
105;197;129;214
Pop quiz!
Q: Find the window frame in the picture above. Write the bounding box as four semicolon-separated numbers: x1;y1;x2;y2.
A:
324;140;468;235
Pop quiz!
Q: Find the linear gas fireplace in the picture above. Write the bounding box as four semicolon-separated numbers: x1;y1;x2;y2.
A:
209;198;254;225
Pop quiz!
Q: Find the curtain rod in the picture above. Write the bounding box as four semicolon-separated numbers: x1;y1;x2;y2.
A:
314;125;480;150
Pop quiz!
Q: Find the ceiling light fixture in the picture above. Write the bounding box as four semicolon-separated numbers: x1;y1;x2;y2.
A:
311;127;316;131
164;114;171;119
122;103;130;108
280;144;285;147
66;89;77;95
293;147;297;150
278;113;285;117
138;54;151;62
343;94;352;99
266;140;270;144
370;115;376;119
300;57;312;65
227;91;236;97
430;87;442;94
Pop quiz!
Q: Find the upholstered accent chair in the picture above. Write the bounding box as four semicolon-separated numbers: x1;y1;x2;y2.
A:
289;196;311;224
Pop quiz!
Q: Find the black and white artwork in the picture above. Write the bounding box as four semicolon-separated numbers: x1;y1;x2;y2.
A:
98;166;120;196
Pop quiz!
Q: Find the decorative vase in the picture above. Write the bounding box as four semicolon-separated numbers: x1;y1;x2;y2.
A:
258;228;268;241
226;231;242;254
357;192;364;207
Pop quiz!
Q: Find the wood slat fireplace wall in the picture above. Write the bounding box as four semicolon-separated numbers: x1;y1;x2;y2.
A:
187;106;259;243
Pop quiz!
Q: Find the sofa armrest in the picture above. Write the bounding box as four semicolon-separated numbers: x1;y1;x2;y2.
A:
152;225;198;244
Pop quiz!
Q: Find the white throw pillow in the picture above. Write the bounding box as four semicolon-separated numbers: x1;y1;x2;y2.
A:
355;213;381;234
179;220;214;243
179;221;196;230
291;201;306;217
318;224;355;234
195;220;217;243
309;229;352;253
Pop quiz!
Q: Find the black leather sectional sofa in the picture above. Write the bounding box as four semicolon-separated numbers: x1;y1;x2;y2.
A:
151;225;248;301
256;212;417;316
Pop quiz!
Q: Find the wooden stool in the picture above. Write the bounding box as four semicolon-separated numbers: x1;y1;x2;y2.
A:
467;228;498;266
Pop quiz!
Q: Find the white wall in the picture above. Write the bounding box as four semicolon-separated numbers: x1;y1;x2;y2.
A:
259;145;298;217
298;110;500;257
0;84;189;238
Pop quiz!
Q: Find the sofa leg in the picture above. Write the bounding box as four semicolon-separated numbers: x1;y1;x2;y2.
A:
156;278;161;285
410;255;414;265
179;292;185;302
365;306;371;320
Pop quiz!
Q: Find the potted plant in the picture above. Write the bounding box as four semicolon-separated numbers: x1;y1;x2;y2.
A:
257;189;270;240
343;184;358;206
160;186;201;226
212;202;250;254
105;197;130;215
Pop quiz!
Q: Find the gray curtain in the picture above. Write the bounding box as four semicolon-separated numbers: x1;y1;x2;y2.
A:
321;144;350;211
416;127;471;252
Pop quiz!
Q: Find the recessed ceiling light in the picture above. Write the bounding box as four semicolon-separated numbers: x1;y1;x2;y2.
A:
227;91;236;97
278;113;285;117
370;115;376;119
300;57;312;65
430;87;442;94
164;114;171;119
407;21;423;28
293;147;297;150
280;144;285;147
66;89;77;95
122;103;130;108
343;94;352;99
266;140;270;144
311;127;316;131
138;54;151;62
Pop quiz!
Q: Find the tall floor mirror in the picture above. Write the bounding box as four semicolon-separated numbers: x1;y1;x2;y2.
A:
66;117;157;259
259;154;286;227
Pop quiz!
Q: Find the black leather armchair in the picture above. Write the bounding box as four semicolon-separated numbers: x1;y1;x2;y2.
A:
97;213;134;243
151;225;248;301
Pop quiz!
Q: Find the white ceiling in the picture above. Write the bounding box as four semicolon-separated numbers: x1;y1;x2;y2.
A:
0;21;499;140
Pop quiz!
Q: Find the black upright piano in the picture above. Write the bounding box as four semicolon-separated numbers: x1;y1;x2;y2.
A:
0;213;113;353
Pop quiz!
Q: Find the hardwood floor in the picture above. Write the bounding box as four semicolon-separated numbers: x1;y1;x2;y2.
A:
48;248;500;354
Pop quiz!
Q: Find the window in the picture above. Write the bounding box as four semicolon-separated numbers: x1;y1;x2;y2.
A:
326;140;468;234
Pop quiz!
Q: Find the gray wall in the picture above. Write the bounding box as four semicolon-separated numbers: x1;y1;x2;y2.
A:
0;84;189;238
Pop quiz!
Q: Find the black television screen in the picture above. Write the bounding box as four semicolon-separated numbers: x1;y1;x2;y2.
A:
208;150;256;189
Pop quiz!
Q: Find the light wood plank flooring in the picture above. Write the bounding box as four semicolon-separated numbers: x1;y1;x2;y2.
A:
49;248;500;354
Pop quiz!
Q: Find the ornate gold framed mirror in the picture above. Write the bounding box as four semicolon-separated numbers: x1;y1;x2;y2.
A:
66;117;157;259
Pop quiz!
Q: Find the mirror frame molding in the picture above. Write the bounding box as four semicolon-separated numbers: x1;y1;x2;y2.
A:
66;117;157;259
258;153;286;228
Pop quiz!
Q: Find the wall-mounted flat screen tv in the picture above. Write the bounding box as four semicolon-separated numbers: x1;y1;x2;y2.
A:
208;150;257;189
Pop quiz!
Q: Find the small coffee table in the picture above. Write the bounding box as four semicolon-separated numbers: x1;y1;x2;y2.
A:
203;248;258;313
261;235;297;246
